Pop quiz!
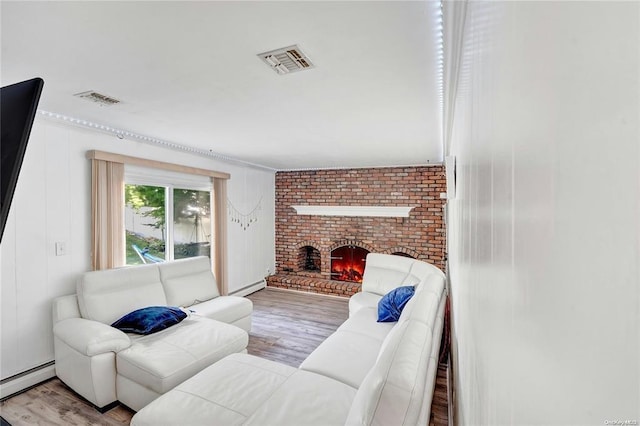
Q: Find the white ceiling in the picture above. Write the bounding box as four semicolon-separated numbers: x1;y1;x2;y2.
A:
1;1;443;170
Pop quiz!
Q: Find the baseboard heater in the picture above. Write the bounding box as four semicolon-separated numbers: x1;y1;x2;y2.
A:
0;361;55;401
230;279;266;297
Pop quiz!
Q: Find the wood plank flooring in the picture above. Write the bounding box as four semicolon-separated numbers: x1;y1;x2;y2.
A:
0;288;448;425
247;288;350;367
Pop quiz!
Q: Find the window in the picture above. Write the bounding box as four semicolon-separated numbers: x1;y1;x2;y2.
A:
88;150;229;295
124;166;213;265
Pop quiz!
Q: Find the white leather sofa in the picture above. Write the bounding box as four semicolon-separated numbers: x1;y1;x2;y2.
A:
131;253;446;426
52;256;252;411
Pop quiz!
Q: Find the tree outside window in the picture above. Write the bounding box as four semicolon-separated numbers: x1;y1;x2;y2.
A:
125;184;211;265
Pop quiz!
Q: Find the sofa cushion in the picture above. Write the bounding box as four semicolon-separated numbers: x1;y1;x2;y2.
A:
345;319;434;426
111;306;187;335
300;306;399;389
400;275;444;326
377;285;415;322
116;316;247;395
244;369;356;426
360;253;416;296
190;295;252;325
131;353;357;426
158;256;220;307
77;263;167;325
338;307;395;342
406;259;445;284
52;294;82;323
349;291;382;316
299;330;383;389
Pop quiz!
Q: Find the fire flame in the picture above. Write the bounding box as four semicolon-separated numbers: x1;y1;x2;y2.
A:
331;246;368;283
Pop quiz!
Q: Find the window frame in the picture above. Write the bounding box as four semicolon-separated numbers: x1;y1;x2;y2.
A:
124;181;214;262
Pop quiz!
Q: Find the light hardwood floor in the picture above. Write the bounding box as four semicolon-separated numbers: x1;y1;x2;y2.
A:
0;288;448;425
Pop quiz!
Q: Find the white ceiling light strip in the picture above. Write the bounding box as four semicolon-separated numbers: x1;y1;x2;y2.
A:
38;110;276;171
277;161;443;172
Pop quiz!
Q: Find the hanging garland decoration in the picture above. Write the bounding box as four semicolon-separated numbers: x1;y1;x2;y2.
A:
228;197;262;231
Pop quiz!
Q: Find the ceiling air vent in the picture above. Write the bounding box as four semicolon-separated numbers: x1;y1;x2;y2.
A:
74;91;121;106
257;45;314;75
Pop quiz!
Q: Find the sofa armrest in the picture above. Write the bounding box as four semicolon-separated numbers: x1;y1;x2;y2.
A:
53;318;131;356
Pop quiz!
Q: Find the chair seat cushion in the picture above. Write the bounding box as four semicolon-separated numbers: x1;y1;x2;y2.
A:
116;316;247;394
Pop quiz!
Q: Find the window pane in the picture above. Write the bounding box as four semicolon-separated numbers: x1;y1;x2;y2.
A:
173;188;211;260
125;184;166;265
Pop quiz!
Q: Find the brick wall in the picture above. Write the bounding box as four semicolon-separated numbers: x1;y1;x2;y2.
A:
274;166;447;283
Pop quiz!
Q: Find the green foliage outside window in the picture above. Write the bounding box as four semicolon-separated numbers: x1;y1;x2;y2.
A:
125;185;210;229
125;184;211;264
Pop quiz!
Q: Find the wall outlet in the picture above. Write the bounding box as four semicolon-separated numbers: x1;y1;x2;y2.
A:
55;241;67;256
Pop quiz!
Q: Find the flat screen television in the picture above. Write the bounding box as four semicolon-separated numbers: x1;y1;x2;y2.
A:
0;78;44;242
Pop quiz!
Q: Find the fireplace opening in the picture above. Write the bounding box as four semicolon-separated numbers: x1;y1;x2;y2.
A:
330;245;369;283
298;245;321;272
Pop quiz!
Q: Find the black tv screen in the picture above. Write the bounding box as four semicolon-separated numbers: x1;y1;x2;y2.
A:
0;78;44;242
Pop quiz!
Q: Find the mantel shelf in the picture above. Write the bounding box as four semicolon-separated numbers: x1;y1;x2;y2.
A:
291;205;414;218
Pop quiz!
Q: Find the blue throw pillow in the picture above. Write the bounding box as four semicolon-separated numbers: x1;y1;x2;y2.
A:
377;286;415;322
111;306;187;335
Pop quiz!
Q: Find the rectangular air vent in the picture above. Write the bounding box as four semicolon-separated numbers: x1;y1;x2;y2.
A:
74;91;120;106
258;45;314;75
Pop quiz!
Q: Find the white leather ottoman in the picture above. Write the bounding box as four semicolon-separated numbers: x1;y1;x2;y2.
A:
116;315;248;411
131;353;357;426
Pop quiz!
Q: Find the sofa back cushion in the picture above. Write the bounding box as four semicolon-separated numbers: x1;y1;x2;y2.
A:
405;260;444;287
398;274;445;326
345;319;434;426
361;254;416;296
52;294;81;323
158;256;219;307
77;263;167;325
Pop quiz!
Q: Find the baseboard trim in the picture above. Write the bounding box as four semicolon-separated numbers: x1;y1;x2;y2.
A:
230;279;266;297
447;353;455;426
0;362;56;401
264;285;350;301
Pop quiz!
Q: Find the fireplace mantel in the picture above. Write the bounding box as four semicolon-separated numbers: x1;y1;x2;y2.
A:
291;205;414;218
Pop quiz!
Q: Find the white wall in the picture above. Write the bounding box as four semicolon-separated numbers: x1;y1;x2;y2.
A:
445;1;639;424
227;164;275;292
0;118;275;382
